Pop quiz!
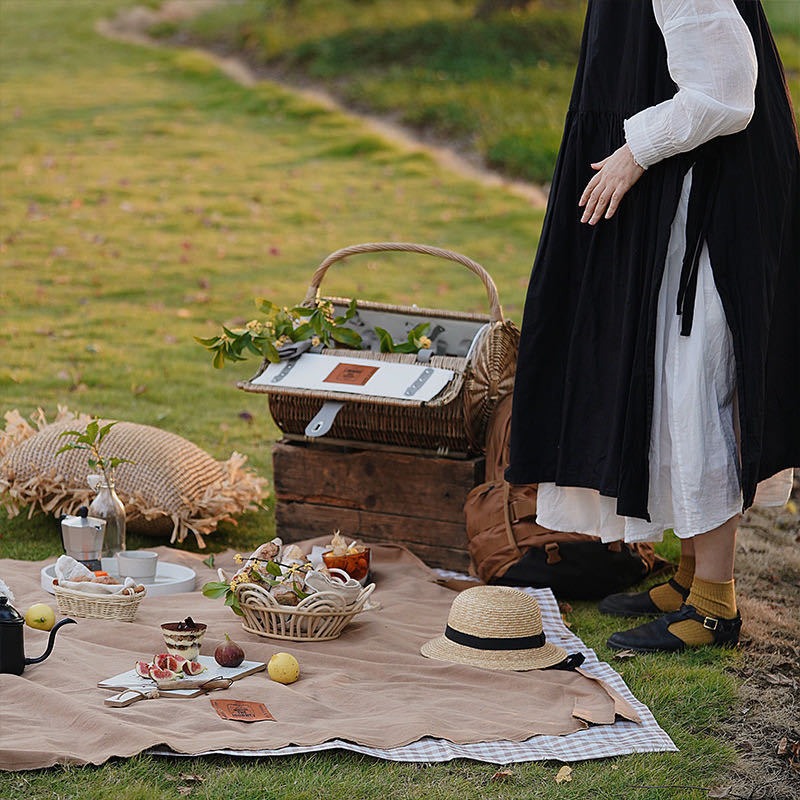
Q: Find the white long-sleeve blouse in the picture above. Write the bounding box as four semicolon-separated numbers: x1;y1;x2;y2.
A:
624;0;758;168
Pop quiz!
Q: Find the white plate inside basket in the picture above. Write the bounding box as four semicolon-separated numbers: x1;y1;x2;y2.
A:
41;559;196;597
98;655;266;697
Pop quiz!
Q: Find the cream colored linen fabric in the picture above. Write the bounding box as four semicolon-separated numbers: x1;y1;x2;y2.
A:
0;542;638;770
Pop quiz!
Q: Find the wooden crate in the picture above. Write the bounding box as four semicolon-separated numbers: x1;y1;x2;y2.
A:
272;439;485;571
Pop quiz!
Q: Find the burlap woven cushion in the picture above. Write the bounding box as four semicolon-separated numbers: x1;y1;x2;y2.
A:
0;408;268;546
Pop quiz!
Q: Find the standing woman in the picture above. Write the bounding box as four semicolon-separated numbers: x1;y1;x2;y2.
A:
506;0;799;652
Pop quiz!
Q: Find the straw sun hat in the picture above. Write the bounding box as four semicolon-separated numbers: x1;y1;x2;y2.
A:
420;585;567;671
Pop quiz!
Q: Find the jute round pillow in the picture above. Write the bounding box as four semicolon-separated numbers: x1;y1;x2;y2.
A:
0;408;268;546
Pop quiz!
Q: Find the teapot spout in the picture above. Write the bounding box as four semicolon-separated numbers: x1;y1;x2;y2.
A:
25;617;77;666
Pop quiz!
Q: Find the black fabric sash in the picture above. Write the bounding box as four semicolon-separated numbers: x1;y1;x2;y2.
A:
444;625;546;651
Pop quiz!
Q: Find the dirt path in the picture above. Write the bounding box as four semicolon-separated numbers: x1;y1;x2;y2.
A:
97;1;548;208
98;4;799;797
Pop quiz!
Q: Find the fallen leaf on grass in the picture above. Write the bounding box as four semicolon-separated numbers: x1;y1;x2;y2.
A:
491;769;513;782
776;736;800;771
555;765;572;784
613;649;637;659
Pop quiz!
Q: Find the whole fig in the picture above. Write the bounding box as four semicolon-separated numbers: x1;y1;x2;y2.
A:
214;633;245;668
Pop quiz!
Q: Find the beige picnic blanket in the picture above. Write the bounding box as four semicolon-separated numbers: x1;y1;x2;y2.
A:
0;541;639;770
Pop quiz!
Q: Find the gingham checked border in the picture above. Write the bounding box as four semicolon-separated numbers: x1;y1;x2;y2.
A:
150;573;677;763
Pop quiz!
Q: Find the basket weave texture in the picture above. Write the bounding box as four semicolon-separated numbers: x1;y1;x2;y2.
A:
238;243;519;455
53;584;146;622
237;582;375;642
0;407;268;546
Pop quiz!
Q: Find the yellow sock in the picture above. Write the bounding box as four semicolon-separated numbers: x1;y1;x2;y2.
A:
648;554;695;612
673;554;696;590
668;578;737;646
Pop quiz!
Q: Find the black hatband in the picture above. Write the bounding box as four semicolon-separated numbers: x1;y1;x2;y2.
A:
444;625;546;651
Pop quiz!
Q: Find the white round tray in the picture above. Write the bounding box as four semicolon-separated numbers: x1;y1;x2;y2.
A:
41;558;196;597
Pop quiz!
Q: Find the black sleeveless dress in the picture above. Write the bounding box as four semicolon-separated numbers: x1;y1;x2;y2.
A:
506;0;800;521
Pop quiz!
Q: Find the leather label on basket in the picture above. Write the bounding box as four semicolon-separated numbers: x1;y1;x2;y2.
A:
210;699;275;722
323;362;379;386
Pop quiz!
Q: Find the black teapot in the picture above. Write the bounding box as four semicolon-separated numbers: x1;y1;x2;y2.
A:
0;596;76;675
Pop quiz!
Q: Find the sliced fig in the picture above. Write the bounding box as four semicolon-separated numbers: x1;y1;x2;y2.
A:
135;660;152;678
149;666;178;681
182;660;205;676
153;653;180;672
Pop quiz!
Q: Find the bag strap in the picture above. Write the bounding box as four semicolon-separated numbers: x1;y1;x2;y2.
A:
508;495;537;522
501;481;524;561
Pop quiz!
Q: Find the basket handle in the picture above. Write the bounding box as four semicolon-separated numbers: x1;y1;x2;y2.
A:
302;242;504;323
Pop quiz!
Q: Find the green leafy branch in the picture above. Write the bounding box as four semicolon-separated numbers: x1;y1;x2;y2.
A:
201;559;311;615
56;419;134;487
374;321;432;354
202;579;243;616
195;297;362;368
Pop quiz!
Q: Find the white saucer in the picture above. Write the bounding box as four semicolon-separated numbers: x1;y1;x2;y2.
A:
41;559;196;597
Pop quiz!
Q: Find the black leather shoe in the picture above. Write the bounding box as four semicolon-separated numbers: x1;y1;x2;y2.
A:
598;579;689;617
606;604;742;653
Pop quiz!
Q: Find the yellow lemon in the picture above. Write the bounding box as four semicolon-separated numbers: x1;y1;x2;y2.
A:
25;603;56;631
267;652;300;684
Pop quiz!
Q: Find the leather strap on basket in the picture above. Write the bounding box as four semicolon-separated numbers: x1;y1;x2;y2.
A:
302;242;504;323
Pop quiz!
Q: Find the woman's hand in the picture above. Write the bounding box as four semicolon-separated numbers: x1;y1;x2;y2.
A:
579;143;645;225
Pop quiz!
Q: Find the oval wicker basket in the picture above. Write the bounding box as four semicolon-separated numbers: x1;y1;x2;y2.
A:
236;581;375;641
53;584;146;622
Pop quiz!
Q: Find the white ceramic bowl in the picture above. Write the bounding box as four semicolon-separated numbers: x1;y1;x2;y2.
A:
116;550;159;583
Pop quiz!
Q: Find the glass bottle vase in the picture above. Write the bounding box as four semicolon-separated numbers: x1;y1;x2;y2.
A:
89;481;127;559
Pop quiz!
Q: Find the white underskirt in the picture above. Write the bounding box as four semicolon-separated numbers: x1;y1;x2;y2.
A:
536;170;793;543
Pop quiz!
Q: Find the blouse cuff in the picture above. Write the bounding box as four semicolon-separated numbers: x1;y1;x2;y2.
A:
624;110;669;170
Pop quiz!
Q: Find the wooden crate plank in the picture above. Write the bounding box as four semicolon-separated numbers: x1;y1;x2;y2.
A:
273;440;484;524
276;501;471;572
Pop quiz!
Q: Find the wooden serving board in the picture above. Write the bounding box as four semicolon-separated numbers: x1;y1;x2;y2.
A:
99;655;266;699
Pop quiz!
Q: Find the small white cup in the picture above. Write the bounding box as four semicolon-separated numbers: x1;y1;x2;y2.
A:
116;550;159;583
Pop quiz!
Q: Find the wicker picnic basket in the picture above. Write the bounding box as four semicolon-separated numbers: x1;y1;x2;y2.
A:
53;584;146;622
238;243;520;455
236;581;375;642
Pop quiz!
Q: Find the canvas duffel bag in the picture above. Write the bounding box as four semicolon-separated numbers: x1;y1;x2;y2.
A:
465;397;668;599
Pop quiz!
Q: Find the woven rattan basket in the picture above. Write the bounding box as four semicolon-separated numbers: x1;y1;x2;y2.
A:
238;243;519;455
236;582;375;641
53;584;146;622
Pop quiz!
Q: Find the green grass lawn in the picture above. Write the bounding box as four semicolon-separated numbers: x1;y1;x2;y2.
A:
0;0;793;797
159;0;800;186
